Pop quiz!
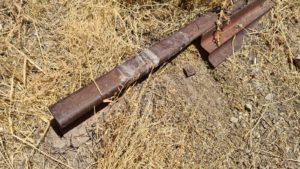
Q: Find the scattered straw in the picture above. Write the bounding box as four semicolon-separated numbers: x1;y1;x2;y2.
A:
0;0;299;168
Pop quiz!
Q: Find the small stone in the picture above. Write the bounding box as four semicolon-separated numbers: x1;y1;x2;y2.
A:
0;23;3;30
245;149;251;154
265;93;273;101
241;122;246;128
0;127;3;133
238;112;244;119
253;132;260;139
183;65;196;77
245;103;253;112
230;117;239;123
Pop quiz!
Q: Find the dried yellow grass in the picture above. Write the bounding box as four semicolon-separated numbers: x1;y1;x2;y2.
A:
0;0;299;168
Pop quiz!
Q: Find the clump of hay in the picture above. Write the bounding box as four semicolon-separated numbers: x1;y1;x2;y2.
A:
123;0;223;9
0;0;299;168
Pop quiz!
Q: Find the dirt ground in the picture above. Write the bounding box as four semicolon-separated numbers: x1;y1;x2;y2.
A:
0;0;299;168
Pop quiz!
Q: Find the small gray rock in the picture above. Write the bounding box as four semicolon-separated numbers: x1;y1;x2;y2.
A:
230;117;239;123
183;65;196;77
253;131;260;139
265;93;273;101
245;103;253;112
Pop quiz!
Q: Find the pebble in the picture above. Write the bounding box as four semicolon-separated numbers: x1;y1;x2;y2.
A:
0;23;3;30
245;103;253;112
241;122;246;128
238;112;244;119
230;117;239;123
183;65;196;77
265;93;273;101
253;131;260;139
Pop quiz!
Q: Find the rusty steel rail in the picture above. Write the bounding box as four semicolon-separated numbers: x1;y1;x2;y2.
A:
50;13;218;129
49;0;274;130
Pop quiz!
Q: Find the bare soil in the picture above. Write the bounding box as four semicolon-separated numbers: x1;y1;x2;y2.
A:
0;0;299;168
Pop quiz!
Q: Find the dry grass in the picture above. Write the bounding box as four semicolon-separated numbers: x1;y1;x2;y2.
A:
0;0;299;168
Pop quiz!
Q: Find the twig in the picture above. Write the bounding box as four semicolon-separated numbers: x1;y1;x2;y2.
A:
263;94;299;106
12;134;74;169
256;150;300;164
0;138;14;169
9;75;14;134
33;23;45;62
23;57;27;86
245;106;268;137
28;122;51;160
86;55;103;96
85;162;98;169
7;43;45;74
